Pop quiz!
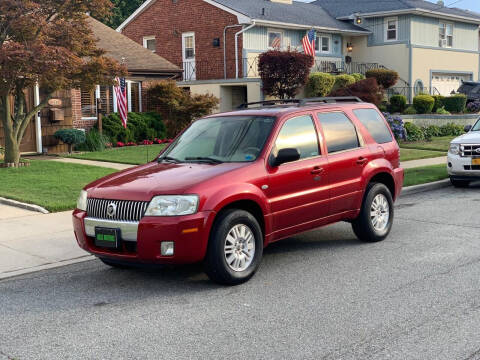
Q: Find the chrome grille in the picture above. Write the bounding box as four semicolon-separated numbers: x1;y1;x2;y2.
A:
461;144;480;157
86;198;149;222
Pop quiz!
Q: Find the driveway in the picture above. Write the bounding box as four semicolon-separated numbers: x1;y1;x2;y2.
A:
1;184;480;359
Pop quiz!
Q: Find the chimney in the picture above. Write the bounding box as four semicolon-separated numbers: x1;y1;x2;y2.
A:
270;0;293;4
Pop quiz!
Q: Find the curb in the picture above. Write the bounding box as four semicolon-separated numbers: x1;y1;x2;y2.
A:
400;179;451;197
0;197;49;214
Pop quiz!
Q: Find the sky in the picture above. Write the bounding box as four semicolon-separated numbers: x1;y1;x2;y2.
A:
296;0;480;13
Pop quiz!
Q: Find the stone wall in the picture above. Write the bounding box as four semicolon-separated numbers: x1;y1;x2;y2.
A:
401;114;479;127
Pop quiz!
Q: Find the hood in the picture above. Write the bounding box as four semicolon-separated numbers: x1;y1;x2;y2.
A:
85;161;248;201
451;131;480;144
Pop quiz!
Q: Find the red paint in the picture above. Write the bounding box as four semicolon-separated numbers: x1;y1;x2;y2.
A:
73;103;404;265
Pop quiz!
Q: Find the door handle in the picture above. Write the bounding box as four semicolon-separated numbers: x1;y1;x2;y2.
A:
311;166;325;175
356;157;368;166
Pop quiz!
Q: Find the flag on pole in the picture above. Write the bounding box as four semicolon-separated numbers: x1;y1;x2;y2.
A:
114;77;128;128
302;29;316;57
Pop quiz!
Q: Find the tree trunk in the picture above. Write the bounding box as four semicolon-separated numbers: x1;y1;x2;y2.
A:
4;133;20;164
0;95;21;165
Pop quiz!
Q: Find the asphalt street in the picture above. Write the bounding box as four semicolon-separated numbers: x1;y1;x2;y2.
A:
1;184;480;360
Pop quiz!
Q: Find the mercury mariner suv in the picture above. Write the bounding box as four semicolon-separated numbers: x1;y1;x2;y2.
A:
72;97;404;285
448;118;480;187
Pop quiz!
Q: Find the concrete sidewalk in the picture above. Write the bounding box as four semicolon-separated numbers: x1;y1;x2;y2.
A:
0;206;93;280
401;156;446;169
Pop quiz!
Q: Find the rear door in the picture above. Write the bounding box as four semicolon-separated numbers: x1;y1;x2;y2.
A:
265;114;329;236
316;111;372;215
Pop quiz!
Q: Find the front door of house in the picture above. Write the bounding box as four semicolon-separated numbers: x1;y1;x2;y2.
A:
182;32;196;81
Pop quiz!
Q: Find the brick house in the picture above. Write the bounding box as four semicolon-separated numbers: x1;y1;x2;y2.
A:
0;17;181;155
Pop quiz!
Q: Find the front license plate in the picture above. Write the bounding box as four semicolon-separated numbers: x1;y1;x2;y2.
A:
472;158;480;166
95;227;119;248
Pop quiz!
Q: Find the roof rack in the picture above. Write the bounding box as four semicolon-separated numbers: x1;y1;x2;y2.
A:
237;99;300;109
298;97;363;107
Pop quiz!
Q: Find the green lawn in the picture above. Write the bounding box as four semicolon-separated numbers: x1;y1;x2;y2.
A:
403;164;448;187
0;161;116;212
69;144;166;165
400;136;456;152
400;148;445;162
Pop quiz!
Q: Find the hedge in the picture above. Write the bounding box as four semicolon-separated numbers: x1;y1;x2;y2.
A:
100;112;166;144
443;94;467;113
412;94;435;114
365;69;399;89
305;72;336;97
404;122;465;142
432;95;445;112
332;74;356;91
351;73;365;81
389;95;407;113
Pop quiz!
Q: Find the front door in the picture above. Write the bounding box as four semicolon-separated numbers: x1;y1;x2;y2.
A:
182;32;196;81
265;114;330;238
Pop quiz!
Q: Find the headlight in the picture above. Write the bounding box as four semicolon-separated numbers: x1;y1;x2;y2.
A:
145;195;199;216
77;190;87;211
449;144;460;155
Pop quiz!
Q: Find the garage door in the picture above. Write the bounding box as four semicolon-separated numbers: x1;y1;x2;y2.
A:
431;73;472;96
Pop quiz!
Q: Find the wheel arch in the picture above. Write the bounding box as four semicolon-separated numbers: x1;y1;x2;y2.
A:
367;171;397;200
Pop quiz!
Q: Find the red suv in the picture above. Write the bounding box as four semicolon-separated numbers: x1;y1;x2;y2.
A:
73;97;404;285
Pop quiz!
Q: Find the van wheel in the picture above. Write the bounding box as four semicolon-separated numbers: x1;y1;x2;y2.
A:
450;177;470;188
352;183;394;243
204;209;263;285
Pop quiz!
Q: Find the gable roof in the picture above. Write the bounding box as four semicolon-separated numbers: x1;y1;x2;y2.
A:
314;0;480;23
117;0;369;34
87;17;181;76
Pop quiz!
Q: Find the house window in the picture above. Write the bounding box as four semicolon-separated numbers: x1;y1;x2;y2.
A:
81;88;97;119
268;30;283;49
315;34;331;53
183;34;195;59
385;17;398;41
99;85;114;114
143;36;156;52
439;22;453;48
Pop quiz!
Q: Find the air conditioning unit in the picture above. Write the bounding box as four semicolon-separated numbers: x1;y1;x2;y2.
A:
439;38;447;47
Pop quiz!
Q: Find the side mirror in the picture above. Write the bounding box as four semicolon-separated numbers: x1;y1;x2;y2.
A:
271;148;300;167
464;125;472;132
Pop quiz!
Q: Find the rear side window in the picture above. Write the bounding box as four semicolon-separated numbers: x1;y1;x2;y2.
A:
353;108;393;144
318;112;359;153
274;115;319;160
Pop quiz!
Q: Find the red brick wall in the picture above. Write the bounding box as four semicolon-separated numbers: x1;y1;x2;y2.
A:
122;0;243;80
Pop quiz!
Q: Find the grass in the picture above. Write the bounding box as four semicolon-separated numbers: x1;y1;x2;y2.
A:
0;160;116;212
403;164;448;187
69;144;166;165
399;136;456;152
400;148;445;162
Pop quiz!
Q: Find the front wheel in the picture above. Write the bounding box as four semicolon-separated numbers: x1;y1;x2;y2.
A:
450;177;470;188
352;183;394;243
204;209;263;285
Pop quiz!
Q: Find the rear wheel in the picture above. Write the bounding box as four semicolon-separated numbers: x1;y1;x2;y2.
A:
352;183;394;243
204;209;263;285
450;177;470;188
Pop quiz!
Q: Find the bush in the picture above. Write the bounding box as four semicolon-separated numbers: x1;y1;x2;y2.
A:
404;122;425;141
351;73;365;82
436;107;450;115
424;125;442;138
101;112;166;144
383;113;406;140
403;106;417;115
305;72;335;97
332;74;356;91
329;78;383;106
378;102;388;112
467;100;480;113
365;69;399;89
54;129;86;153
443;94;467;113
412;94;435;114
389;95;407;113
75;129;111;152
259;50;314;99
432;95;445;112
439;123;464;137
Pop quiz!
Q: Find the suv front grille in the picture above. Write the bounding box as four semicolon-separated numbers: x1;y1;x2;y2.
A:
87;198;149;222
461;144;480;157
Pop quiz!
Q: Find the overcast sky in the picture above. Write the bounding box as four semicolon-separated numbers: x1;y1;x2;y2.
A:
296;0;480;13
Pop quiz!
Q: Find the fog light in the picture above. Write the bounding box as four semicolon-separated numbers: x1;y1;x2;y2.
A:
448;162;453;168
161;242;175;256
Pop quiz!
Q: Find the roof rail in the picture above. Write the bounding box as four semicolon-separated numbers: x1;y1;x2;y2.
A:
298;97;363;107
237;99;300;109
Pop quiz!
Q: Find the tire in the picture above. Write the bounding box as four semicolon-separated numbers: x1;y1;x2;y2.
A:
99;257;131;269
450;177;470;188
352;183;394;243
204;209;263;285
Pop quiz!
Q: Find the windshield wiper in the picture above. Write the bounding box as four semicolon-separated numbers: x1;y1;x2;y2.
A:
158;156;182;164
185;157;224;164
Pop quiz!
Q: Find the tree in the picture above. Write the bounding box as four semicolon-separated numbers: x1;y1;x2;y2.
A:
258;50;314;100
101;0;146;29
0;0;126;165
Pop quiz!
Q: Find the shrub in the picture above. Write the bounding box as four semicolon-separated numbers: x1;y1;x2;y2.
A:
54;129;86;154
439;123;464;137
432;95;445;112
351;73;365;82
378;102;388;112
389;95;407;113
305;72;335;97
329;78;383;106
258;50;314;99
101;112;166;144
365;69;399;89
75;129;111;152
332;74;356;91
404;122;425;141
436;107;450;115
412;94;435;114
443;94;467;113
383;113;407;140
424;125;442;138
467;100;480;113
404;106;417;115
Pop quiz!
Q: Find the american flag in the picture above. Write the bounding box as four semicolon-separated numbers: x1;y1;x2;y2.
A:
302;29;316;57
271;36;281;49
114;77;128;128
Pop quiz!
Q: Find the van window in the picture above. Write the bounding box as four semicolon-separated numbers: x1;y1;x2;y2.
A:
318;112;360;153
353;109;393;144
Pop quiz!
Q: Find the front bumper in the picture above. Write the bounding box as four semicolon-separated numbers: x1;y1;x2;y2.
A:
447;153;480;180
73;209;216;264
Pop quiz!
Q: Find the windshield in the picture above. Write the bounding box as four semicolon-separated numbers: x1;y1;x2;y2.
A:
160;116;276;163
472;118;480;131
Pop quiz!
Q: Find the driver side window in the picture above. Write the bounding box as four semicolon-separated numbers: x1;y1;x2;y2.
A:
273;115;320;160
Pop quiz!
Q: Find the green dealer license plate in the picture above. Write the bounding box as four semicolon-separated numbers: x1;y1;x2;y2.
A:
95;227;119;249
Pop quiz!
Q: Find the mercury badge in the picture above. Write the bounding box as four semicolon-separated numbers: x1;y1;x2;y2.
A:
106;203;117;218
